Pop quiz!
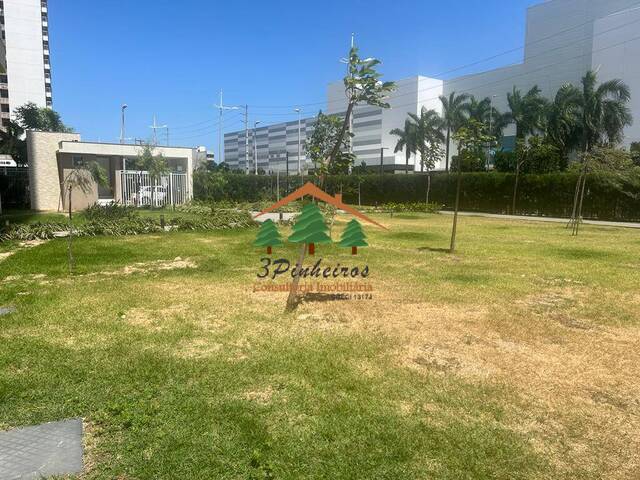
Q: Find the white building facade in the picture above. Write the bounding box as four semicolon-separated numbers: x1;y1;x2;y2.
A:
0;0;51;128
224;0;640;173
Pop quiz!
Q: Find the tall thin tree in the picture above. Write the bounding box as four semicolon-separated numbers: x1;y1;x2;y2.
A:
439;92;471;172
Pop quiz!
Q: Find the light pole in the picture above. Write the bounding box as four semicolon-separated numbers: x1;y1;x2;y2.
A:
380;147;388;177
120;104;127;171
294;108;302;176
253;121;261;175
120;104;127;144
488;94;497;170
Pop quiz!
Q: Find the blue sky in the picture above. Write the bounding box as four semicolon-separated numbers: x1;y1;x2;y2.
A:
50;0;538;152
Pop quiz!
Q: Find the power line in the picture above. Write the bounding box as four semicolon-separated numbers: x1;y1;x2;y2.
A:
246;13;640;110
219;30;640;138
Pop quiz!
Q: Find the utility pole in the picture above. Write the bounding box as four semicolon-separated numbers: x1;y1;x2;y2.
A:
380;147;387;176
215;89;239;166
242;105;249;173
294;108;302;175
149;115;166;146
165;126;170;147
285;150;289;194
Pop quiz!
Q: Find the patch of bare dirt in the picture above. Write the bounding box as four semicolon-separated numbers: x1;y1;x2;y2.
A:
243;386;275;405
274;279;640;479
174;337;223;359
19;239;48;248
0;251;14;263
123;304;189;331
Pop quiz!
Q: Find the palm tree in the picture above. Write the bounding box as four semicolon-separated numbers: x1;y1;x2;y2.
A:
439;92;471;172
506;85;547;139
578;71;632;150
409;107;445;204
390;119;417;174
62;160;107;273
408;107;445;171
464;96;492;124
546;84;581;164
568;70;632;232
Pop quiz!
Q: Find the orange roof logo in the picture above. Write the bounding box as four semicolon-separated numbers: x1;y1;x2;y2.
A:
254;182;388;230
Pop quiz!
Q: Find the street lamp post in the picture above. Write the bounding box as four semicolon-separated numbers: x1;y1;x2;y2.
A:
380;147;387;177
253;121;261;175
294;108;302;176
488;94;497;171
120;104;128;171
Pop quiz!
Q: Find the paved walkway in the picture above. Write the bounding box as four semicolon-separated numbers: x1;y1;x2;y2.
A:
439;211;640;229
0;418;83;479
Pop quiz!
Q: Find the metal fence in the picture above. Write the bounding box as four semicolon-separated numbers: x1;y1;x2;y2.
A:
0;167;29;210
117;170;189;207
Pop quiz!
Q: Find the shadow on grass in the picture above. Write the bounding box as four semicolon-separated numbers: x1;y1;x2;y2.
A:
417;246;451;254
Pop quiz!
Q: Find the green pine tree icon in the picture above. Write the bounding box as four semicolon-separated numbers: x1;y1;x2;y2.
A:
339;219;368;255
254;219;283;254
288;203;331;255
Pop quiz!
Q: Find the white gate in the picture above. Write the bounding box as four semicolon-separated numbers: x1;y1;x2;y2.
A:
117;170;189;207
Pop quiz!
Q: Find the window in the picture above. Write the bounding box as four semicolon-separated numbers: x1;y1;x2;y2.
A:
72;156;84;167
1;104;9;113
44;55;50;63
2;118;9;127
0;74;6;83
0;89;8;98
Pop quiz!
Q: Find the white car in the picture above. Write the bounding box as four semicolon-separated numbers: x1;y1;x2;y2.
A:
137;186;167;206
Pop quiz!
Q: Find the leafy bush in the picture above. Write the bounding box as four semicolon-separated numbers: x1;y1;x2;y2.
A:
82;218;161;236
0;210;257;242
0;222;70;241
83;203;138;221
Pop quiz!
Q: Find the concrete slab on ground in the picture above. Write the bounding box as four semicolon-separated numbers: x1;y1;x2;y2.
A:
0;418;83;479
251;212;297;222
439;211;640;229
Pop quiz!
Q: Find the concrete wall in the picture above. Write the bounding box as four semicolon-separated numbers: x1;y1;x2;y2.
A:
27;130;81;211
592;5;640;145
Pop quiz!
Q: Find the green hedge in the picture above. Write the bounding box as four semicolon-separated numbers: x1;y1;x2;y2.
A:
194;171;640;222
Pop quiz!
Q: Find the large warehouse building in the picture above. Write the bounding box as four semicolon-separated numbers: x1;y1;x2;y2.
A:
224;0;640;173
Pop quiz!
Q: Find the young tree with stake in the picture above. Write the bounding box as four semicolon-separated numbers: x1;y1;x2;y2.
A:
286;42;394;312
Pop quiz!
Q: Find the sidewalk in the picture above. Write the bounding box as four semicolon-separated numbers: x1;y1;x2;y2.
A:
439;211;640;229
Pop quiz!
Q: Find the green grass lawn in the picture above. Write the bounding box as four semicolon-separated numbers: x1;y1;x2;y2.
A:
0;213;638;479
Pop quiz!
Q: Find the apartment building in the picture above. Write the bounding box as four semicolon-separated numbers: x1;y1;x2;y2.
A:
224;0;640;173
0;0;52;128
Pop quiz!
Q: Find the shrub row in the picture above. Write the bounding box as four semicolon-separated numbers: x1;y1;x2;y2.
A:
0;210;257;242
194;172;640;221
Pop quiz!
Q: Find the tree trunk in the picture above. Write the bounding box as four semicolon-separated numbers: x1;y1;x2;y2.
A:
449;164;463;253
352;246;357;255
66;185;74;274
406;152;410;174
426;172;431;206
445;128;451;173
573;174;588;236
512;162;521;215
286;243;307;312
568;172;582;229
327;101;355;173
